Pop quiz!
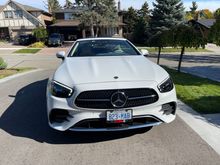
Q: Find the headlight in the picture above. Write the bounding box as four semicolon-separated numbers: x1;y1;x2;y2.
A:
158;77;174;93
50;80;73;98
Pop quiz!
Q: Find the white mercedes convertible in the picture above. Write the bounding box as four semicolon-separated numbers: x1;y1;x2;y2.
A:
47;38;177;131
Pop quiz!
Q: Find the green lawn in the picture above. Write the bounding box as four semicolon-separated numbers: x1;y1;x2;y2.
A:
165;67;220;114
0;68;34;79
137;47;212;53
14;49;41;54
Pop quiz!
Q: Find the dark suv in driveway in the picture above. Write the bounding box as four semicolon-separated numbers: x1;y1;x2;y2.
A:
48;33;64;47
18;34;36;45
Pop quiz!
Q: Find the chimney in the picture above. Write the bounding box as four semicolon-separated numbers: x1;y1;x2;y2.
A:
118;0;121;11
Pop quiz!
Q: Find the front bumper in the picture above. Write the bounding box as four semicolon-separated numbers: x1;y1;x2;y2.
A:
48;41;61;46
46;81;177;131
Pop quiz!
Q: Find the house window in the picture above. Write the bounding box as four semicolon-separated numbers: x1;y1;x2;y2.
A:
14;10;23;18
64;13;74;20
4;11;13;19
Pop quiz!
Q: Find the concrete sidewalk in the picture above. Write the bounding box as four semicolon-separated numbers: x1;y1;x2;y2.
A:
36;47;70;56
177;101;220;155
0;42;26;49
206;43;220;54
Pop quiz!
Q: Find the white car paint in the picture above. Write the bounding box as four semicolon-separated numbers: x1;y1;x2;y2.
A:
47;38;177;131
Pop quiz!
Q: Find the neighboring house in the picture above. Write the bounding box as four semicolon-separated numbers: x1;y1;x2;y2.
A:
0;0;52;40
48;2;125;40
189;19;216;38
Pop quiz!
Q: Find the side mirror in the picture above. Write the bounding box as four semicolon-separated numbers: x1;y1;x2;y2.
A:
56;51;65;60
140;49;149;56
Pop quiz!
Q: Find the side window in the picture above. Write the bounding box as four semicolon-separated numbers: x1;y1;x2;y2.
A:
64;13;74;20
14;10;23;19
4;11;13;19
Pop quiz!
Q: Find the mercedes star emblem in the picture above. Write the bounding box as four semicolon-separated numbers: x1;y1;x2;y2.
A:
111;91;127;108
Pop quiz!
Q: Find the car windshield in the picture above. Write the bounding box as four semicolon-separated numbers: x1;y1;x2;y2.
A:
50;34;60;38
68;39;141;57
20;35;29;39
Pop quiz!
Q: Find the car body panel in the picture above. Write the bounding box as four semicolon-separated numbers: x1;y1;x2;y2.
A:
53;56;168;87
47;38;177;131
18;34;36;45
47;79;177;131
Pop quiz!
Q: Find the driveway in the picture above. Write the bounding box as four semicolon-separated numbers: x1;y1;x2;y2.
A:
0;51;220;164
0;69;220;165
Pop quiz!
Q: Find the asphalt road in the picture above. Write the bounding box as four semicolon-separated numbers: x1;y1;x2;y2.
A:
0;70;220;165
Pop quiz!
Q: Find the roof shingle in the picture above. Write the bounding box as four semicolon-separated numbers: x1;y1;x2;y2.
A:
50;20;81;27
197;19;216;29
15;1;43;12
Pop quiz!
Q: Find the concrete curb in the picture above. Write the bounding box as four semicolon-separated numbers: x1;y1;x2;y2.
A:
0;69;42;84
177;100;220;155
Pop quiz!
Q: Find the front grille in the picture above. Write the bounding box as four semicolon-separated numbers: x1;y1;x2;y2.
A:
75;88;159;109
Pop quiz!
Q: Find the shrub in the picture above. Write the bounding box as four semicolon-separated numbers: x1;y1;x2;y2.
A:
29;42;45;48
32;27;48;42
0;57;7;70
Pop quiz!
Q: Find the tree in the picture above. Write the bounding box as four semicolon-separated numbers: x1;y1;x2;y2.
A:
185;11;193;21
197;9;214;19
209;19;220;46
150;0;184;64
173;24;207;72
214;8;220;20
133;2;150;44
190;1;198;19
64;0;72;9
44;0;61;13
208;9;219;43
185;1;198;21
32;27;48;42
123;7;138;33
137;2;150;23
76;0;118;37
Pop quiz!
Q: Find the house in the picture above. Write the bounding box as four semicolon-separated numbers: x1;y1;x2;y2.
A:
48;1;125;40
0;0;52;40
189;19;216;38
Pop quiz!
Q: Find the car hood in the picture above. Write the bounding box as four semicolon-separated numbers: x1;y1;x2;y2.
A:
54;56;169;86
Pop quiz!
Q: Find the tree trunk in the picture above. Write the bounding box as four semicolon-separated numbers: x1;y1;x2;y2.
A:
157;47;162;64
95;27;99;37
178;46;185;72
90;24;95;37
82;29;86;38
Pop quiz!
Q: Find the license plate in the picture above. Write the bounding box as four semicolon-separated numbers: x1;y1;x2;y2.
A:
106;109;132;123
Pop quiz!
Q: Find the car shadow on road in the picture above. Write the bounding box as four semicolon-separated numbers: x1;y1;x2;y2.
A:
0;79;152;144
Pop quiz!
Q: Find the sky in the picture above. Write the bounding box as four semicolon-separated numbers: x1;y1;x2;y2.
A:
0;0;220;12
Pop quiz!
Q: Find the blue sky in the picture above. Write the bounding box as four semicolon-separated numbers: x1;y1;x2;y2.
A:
0;0;220;11
120;0;220;11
